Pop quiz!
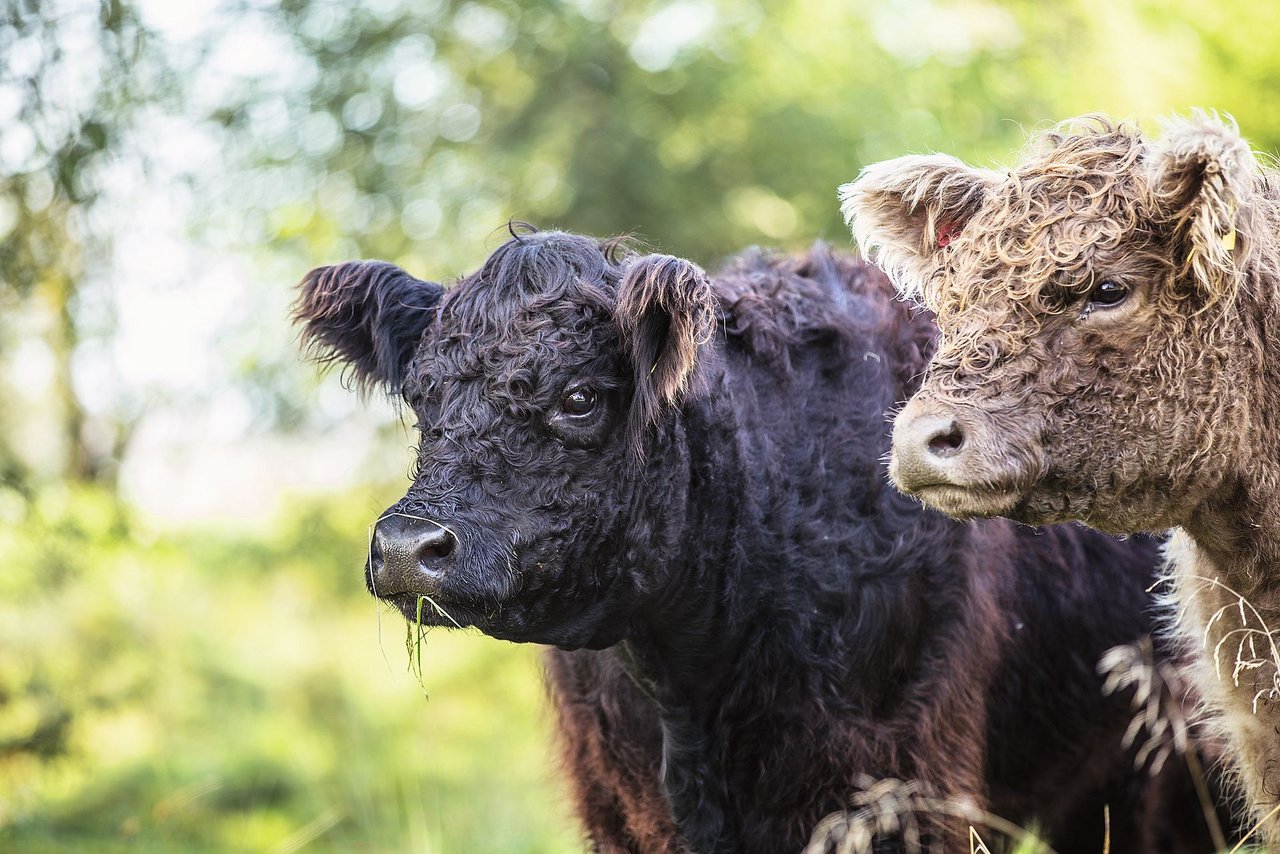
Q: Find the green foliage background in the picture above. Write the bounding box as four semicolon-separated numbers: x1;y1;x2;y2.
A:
0;483;581;850
0;486;580;852
4;0;1280;850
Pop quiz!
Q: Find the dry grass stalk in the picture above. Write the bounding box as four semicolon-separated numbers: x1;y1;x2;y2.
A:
1098;638;1189;776
1178;574;1280;713
803;775;1056;854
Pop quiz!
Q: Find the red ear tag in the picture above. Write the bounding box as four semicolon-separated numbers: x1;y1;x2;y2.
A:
937;221;959;247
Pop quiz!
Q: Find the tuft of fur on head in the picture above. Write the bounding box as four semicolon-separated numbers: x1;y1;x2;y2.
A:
293;261;444;395
615;254;718;454
839;154;999;298
1146;111;1261;308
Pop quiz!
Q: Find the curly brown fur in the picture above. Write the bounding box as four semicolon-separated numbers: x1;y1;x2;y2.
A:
297;230;1234;852
845;112;1280;844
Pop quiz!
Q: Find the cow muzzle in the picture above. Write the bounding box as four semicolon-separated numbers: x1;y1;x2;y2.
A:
368;513;458;598
890;396;1041;520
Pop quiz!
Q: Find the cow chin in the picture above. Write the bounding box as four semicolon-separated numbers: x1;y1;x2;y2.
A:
911;482;1026;520
380;582;628;650
1003;469;1188;536
978;483;1152;536
911;480;1097;530
383;590;477;628
369;562;507;632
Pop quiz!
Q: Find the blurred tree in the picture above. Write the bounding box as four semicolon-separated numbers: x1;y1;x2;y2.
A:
0;0;175;487
11;0;1280;491
225;0;1061;274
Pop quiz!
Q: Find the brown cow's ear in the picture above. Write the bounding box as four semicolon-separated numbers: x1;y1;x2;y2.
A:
615;253;717;449
839;155;997;299
1147;114;1259;304
293;261;444;395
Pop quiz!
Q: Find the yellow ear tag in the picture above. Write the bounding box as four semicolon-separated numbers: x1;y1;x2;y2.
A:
1222;228;1237;251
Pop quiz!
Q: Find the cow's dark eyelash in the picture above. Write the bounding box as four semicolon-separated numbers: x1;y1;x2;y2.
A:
1037;285;1078;312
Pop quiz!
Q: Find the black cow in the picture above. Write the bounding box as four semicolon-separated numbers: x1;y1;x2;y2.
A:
295;229;1231;853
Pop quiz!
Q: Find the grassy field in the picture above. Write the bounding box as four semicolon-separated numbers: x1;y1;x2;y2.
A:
0;484;581;853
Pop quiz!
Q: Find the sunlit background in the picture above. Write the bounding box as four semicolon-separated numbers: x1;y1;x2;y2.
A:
4;0;1280;850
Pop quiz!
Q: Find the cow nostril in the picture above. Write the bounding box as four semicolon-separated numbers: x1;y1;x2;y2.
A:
371;515;457;596
419;528;456;562
927;422;965;458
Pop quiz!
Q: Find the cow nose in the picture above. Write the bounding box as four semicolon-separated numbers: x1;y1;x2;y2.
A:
923;417;966;457
368;514;457;598
891;407;973;493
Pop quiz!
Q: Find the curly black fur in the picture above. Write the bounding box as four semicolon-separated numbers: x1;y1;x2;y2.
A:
294;260;443;394
295;231;1235;853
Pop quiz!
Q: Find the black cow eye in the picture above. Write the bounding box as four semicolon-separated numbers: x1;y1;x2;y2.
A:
1088;280;1128;307
561;387;597;416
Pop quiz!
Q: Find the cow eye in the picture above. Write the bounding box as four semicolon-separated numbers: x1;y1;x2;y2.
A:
561;387;597;416
1088;280;1128;307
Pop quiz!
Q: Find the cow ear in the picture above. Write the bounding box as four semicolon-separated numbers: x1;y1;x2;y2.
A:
839;155;997;299
1147;114;1258;303
293;261;444;395
615;253;717;447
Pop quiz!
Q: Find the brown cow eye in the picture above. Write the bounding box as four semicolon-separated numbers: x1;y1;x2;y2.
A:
561;387;597;416
1089;280;1128;307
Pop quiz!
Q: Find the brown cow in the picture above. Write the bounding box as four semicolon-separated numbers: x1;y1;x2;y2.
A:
842;114;1280;845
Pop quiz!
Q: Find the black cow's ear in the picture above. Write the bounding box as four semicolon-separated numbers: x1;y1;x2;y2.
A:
615;254;717;447
293;261;444;395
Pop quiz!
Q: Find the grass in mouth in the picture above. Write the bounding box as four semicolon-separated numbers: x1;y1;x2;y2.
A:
369;513;465;696
403;592;464;697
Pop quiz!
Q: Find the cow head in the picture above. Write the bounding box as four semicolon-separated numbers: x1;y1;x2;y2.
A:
294;230;717;648
842;114;1267;534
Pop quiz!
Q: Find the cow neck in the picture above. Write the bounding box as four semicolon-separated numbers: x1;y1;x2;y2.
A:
1156;251;1280;843
1185;453;1280;557
611;394;817;854
618;415;765;714
615;370;925;714
1183;268;1280;578
1173;469;1280;827
1182;456;1280;595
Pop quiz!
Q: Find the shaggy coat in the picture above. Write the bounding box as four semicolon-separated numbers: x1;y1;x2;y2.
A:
295;230;1227;852
843;114;1277;844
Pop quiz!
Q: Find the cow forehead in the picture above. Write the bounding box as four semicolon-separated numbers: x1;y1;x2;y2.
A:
927;173;1155;317
430;271;612;349
405;283;619;406
958;123;1152;261
975;165;1146;243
